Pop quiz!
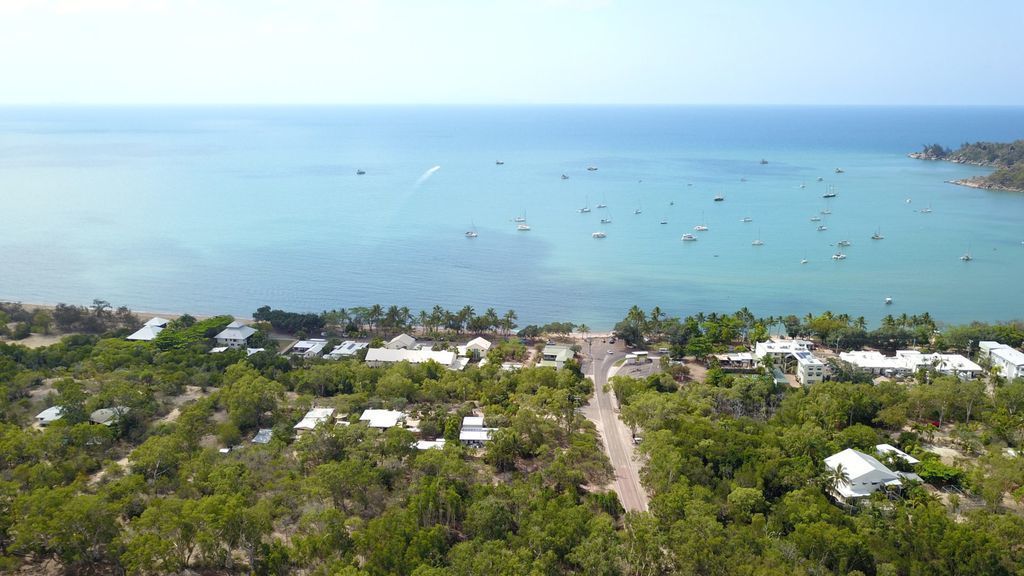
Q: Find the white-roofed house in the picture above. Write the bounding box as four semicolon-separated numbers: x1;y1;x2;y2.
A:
35;406;64;426
289;339;328;358
824;448;904;502
753;338;825;386
459;415;498;448
458;337;492;359
126;317;172;342
294;407;335;433
364;348;461;370
326;341;368;360
215;321;258;349
359;409;406;429
386;333;417;350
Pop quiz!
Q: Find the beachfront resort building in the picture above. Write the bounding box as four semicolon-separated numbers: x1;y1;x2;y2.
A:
364;347;463;370
979;341;1024;380
359;409;406;429
289;339;328;358
126;316;171;341
386;333;418;350
459;415;497;448
753;338;825;386
839;350;983;380
294;407;335;432
215;321;257;349
539;344;574;369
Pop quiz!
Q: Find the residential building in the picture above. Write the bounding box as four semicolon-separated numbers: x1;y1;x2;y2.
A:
325;341;368;359
126;316;171;341
538;344;574;369
290;339;328;358
215;321;257;349
359;409;406;429
89;407;130;426
979;341;1024;380
364;347;461;369
824;448;903;502
35;406;64;426
459;415;497;447
458;337;492;357
294;407;335;432
386;333;417;350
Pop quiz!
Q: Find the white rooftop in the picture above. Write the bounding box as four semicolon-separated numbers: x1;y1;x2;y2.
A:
386;333;417;350
459;428;494;442
365;347;458;368
982;341;1024;364
294;407;335;430
754;338;811;357
824;448;901;499
215;321;257;341
35;406;64;424
360;409;406;429
465;336;492;352
414;439;447;450
326;341;368;359
144;316;171;327
463;416;485;428
126;324;164;341
291;339;328;357
876;443;920;465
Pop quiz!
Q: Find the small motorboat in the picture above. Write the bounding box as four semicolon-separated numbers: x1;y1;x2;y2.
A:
592;231;606;239
681;234;697;241
356;169;366;175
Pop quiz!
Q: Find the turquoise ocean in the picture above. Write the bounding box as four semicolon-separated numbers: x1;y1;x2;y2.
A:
1;106;1022;329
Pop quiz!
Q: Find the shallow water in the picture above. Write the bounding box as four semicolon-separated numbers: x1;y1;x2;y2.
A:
1;105;1022;328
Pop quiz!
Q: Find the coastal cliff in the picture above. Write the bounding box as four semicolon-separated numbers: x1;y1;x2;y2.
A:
909;140;1024;192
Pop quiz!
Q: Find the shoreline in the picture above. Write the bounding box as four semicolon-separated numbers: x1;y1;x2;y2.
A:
908;151;1024;193
6;301;250;325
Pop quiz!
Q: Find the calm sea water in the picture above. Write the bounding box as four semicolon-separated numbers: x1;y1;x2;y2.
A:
1;106;1022;329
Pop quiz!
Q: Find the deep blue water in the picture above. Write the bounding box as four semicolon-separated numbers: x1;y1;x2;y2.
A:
1;106;1022;329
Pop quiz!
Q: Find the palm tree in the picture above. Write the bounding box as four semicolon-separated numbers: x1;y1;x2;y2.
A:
368;304;384;336
483;308;499;334
418;310;430;336
502;309;518;338
825;463;850;495
458;305;475;335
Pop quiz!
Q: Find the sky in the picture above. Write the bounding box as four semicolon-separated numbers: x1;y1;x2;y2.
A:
0;0;1021;105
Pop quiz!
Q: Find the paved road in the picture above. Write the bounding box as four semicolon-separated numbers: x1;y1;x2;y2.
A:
581;339;650;512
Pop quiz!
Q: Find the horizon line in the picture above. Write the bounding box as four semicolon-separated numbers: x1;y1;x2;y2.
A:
2;102;1024;108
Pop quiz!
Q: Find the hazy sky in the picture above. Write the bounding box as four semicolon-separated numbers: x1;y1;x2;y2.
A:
1;0;1021;105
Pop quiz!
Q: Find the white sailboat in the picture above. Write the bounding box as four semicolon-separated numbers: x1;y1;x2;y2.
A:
465;221;478;238
694;211;709;231
752;228;764;246
871;228;884;240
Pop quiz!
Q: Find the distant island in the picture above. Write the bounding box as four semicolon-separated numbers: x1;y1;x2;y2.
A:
909;140;1024;192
